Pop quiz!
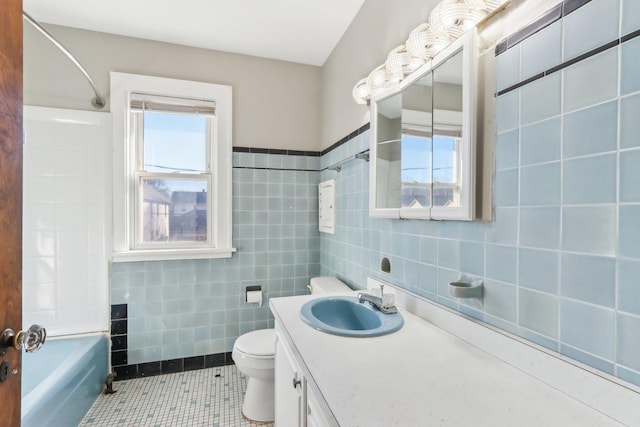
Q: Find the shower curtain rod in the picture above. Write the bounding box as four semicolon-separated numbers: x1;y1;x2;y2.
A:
23;11;106;109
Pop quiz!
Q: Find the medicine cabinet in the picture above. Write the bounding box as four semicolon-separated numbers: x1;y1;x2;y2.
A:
369;29;477;220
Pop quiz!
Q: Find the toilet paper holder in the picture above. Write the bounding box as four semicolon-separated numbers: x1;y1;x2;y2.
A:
245;285;263;307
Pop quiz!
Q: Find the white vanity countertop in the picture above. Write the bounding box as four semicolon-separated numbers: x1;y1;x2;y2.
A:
270;295;625;427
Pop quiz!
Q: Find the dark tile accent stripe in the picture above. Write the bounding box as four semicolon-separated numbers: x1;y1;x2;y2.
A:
563;0;591;16
111;350;128;366
232;166;320;172
233;123;370;164
321;122;370;156
111;319;127;335
507;4;562;49
495;39;508;56
161;358;184;374
622;28;640;44
184;355;205;371
139;361;161;377
496;72;545;95
233;147;321;157
113;352;235;381
113;364;137;381
111;304;127;320
111;335;127;351
547;39;619;74
205;353;226;368
496;37;625;97
495;0;597;57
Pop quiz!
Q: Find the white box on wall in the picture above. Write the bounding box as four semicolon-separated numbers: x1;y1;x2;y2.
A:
318;179;336;234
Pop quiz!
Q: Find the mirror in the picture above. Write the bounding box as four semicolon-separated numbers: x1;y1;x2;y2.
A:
375;93;402;210
401;72;433;212
369;29;476;220
432;51;463;210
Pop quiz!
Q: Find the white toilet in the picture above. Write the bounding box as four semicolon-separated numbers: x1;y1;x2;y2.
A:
232;276;350;423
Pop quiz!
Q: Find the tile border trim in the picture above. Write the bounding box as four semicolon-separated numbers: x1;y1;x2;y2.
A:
321;122;370;156
232;121;370;162
233;147;320;157
494;0;640;98
494;0;590;56
495;35;634;97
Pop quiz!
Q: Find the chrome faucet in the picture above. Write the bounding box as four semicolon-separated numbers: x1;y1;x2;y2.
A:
356;285;398;314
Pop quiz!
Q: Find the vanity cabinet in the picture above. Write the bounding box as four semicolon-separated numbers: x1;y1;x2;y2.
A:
306;385;331;427
370;29;477;221
275;332;305;426
275;327;335;427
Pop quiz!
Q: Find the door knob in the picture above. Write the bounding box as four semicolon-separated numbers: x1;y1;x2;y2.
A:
0;324;46;355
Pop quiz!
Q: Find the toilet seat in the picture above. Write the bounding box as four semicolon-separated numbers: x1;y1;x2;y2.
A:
233;329;275;358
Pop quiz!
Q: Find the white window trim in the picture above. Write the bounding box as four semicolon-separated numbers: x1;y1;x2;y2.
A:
110;72;235;262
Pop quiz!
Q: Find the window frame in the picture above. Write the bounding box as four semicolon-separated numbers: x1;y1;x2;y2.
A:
110;72;235;261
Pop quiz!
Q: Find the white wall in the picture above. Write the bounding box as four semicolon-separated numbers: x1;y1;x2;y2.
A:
24;24;321;151
320;0;441;149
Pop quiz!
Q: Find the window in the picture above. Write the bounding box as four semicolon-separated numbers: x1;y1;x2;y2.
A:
111;73;234;261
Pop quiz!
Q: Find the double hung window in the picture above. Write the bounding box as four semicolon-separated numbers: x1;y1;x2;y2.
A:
111;73;233;261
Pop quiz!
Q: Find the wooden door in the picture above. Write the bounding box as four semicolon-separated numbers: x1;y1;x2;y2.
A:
0;0;23;425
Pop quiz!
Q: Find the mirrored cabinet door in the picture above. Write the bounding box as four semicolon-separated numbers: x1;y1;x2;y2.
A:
370;93;402;217
370;29;476;221
432;51;463;210
400;72;432;218
430;32;475;220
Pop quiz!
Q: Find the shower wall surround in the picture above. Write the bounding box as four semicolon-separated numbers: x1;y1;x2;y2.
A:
110;150;320;379
320;0;640;388
22;107;110;336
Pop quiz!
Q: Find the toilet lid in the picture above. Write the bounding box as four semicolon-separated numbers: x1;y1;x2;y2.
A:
234;329;276;357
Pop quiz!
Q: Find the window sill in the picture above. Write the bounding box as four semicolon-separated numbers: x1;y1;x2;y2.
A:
111;247;236;263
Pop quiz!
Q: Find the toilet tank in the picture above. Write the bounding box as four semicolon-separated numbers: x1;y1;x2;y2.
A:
308;276;350;294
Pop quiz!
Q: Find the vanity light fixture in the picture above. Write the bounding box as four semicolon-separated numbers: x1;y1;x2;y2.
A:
386;45;425;79
406;23;449;62
352;0;510;104
367;64;403;98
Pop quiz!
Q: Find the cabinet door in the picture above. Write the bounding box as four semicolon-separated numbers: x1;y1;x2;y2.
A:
275;334;305;427
306;386;331;427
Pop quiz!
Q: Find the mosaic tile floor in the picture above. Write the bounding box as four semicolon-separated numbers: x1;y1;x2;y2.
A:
80;365;274;427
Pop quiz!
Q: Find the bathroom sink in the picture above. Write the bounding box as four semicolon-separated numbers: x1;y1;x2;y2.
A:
299;296;404;337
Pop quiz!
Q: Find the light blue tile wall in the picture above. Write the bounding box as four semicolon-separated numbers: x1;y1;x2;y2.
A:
111;151;321;364
319;1;640;388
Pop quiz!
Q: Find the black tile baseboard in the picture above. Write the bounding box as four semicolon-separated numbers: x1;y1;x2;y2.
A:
110;303;236;381
113;352;235;381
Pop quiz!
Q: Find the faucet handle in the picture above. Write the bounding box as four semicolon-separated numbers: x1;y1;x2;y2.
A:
382;293;395;310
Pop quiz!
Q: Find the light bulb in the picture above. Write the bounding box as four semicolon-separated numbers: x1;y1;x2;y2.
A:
406;23;449;61
386;45;425;77
352;78;370;105
437;0;486;40
484;0;509;13
367;64;402;96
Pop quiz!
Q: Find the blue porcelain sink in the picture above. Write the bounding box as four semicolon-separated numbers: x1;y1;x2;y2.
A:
300;296;404;337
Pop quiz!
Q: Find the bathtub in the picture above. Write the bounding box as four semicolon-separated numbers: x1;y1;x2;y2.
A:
22;334;109;427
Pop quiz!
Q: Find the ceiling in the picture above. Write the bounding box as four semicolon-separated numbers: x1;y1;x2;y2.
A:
23;0;365;66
